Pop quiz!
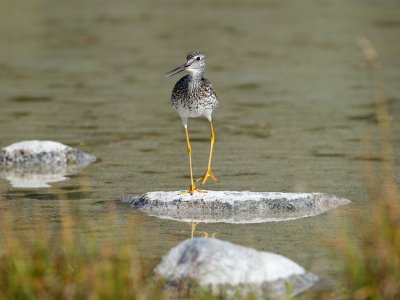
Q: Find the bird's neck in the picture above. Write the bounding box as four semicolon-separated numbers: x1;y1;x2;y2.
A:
187;69;204;81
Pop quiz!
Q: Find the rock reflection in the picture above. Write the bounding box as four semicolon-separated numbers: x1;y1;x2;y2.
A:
0;165;88;188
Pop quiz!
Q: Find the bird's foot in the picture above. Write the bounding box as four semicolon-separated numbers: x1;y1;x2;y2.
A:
196;169;218;185
180;183;206;195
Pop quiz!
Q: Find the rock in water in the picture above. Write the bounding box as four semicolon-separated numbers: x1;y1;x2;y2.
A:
0;140;95;167
155;238;318;298
0;141;96;188
122;191;351;223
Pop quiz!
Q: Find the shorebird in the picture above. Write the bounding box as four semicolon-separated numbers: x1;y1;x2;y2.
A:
166;51;219;194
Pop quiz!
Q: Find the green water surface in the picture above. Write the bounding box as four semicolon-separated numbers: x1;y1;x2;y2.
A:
0;0;399;294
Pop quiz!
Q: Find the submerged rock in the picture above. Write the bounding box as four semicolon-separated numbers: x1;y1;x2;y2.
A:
0;140;96;188
122;191;351;223
155;238;318;298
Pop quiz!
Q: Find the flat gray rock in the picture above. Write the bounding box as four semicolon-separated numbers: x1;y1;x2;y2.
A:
122;191;351;223
0;141;96;188
155;238;318;298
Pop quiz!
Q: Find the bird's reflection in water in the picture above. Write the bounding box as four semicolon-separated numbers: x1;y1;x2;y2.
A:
188;221;217;239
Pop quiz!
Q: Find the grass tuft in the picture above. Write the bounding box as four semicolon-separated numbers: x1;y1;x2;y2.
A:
336;37;400;300
0;201;164;300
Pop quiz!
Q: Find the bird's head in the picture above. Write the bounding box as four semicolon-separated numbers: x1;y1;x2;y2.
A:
165;51;206;78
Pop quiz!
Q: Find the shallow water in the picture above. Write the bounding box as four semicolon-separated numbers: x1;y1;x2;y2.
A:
0;0;399;294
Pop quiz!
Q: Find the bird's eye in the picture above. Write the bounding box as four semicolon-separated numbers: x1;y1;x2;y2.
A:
196;57;201;61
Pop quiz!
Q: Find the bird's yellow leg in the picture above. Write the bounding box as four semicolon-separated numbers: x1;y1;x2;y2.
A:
181;126;205;194
197;121;218;185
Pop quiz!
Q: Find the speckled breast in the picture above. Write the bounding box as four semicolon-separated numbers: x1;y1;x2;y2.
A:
170;76;218;118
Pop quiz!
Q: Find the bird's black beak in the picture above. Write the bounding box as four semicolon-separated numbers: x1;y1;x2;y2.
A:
165;62;189;78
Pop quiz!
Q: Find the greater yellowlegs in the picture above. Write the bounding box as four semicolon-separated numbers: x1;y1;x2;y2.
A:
166;52;219;194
